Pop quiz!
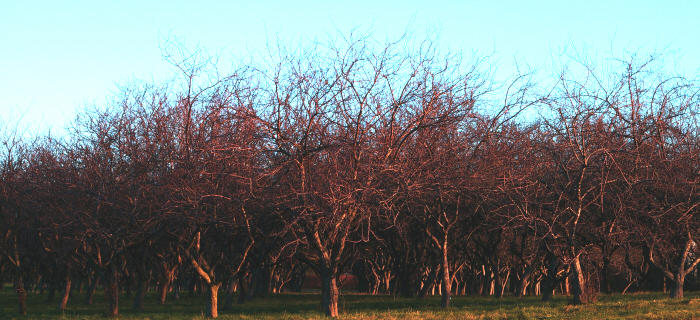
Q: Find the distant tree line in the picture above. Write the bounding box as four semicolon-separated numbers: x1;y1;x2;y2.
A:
1;39;698;318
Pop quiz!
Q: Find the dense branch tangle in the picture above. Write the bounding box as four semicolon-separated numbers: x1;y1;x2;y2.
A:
0;40;698;318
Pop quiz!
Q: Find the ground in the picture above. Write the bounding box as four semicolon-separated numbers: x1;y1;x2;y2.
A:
0;288;698;319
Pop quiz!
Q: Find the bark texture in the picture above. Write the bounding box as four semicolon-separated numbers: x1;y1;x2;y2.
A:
320;271;339;317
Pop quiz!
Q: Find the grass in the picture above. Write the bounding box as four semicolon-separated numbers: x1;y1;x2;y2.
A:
0;287;698;319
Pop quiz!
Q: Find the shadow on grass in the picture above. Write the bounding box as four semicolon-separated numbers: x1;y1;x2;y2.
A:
1;286;698;319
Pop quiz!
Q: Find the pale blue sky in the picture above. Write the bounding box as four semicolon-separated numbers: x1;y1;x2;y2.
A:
1;1;698;136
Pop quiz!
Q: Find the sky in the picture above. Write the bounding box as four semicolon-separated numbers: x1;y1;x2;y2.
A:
1;0;699;137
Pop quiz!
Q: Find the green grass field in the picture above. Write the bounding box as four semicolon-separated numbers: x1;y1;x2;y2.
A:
0;288;698;319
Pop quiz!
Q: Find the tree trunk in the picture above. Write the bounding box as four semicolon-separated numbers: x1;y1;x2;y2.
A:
85;274;97;305
105;269;119;317
47;283;56;302
37;276;44;295
59;275;71;311
571;255;589;305
237;272;248;304
481;266;491;296
383;271;392;294
516;271;531;297
477;272;484;295
601;256;611;293
496;269;510;298
669;273;684;299
541;250;559;302
647;238;699;299
74;276;82;294
253;263;272;298
188;276;196;297
662;276;667;292
15;274;27;315
353;263;370;293
290;266;306;292
133;276;147;311
542;280;554;301
396;268;417;297
158;278;169;305
173;280;180;300
208;283;221;318
158;266;175;305
125;279;132;298
440;243;451;308
418;267;437;298
223;280;235;311
320;270;339;317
